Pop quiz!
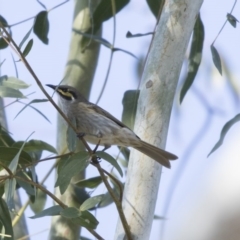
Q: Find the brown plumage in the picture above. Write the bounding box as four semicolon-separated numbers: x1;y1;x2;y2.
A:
47;84;178;168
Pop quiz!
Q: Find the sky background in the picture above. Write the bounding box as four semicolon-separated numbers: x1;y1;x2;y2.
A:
1;0;240;239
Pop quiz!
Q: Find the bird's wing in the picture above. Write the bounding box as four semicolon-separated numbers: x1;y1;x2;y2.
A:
87;103;130;129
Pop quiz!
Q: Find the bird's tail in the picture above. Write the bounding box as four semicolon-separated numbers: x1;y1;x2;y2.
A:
134;140;178;168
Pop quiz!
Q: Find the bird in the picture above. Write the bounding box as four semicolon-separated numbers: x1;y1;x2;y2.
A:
46;84;178;168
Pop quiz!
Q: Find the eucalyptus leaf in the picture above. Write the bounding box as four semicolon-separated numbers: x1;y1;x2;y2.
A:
72;210;99;229
146;0;163;18
227;13;239;28
0;198;14;240
55;151;90;194
74;176;102;189
121;90;140;129
0;86;25;98
22;38;33;58
19;27;33;49
211;44;222;75
208;113;240;157
96;151;123;177
80;194;104;211
14;99;49;121
180;14;204;103
30;205;62;219
1;76;30;89
60;207;80;219
33;11;49;44
67;120;77;152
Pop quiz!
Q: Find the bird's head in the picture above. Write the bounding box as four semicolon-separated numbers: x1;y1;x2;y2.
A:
46;84;79;103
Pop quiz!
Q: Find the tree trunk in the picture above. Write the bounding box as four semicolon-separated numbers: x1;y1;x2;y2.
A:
114;0;203;239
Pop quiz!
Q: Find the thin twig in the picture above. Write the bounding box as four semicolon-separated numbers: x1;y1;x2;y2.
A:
93;162;132;240
95;0;117;104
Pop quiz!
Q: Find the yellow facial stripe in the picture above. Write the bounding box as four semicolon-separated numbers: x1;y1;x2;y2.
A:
57;89;73;98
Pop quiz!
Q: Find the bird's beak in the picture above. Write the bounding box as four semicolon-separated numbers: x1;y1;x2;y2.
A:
46;84;57;90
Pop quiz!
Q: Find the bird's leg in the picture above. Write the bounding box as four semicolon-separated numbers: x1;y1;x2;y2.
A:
93;139;101;153
101;145;110;152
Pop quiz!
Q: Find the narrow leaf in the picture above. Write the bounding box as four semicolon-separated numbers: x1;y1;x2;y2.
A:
22;39;33;58
208;113;240;157
4;179;16;211
227;13;239;28
33;11;49;44
1;76;30;89
30;205;62;219
67;120;77;152
80;194;104;211
14;99;48;118
211;44;222;75
96;151;123;177
16;171;35;196
19;27;33;49
13;139;57;154
0;147;31;169
180;14;204;103
72;210;99;229
0;198;14;240
0;86;25;98
60;207;80;219
122;90;140;129
55;151;89;194
74;176;102;189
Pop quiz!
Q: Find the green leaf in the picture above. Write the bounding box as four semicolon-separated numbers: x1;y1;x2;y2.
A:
22;39;33;58
0;37;8;49
121;90;140;129
29;188;47;214
91;0;130;33
227;13;239;28
0;147;32;169
4;179;17;210
0;76;30;89
30;205;62;219
80;194;104;211
0;198;14;240
0;15;9;50
74;176;102;189
126;31;153;38
0;125;15;147
19;27;33;49
72;210;99;229
67;120;77;152
55;151;89;194
0;86;25;98
60;207;80;219
16;171;35;196
13;139;57;154
211;44;222;75
96;151;123;177
146;0;163;18
208;113;240;157
33;11;49;44
14;99;49;121
180;14;204;103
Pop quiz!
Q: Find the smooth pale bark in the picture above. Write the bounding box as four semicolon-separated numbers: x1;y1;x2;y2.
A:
49;0;101;239
115;0;203;239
